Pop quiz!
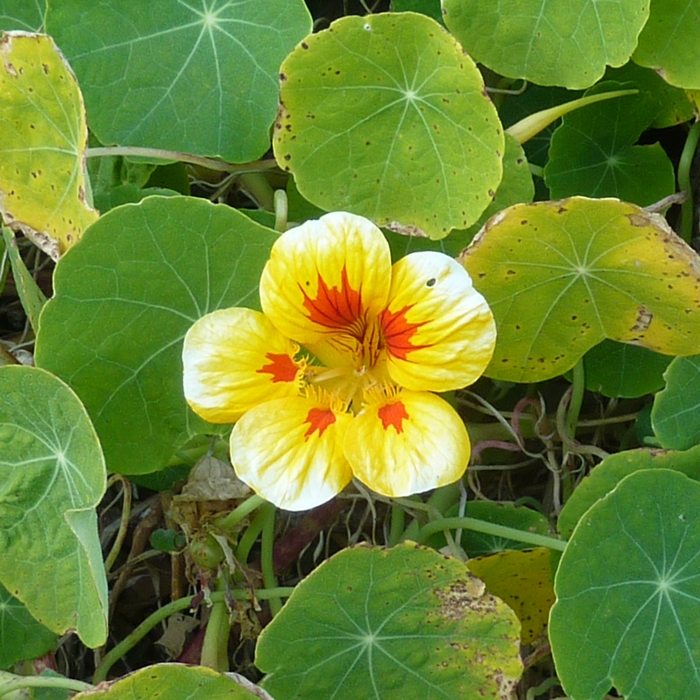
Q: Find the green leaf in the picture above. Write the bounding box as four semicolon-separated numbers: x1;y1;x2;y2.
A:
0;365;107;647
544;82;675;206
391;0;443;24
583;339;671;398
473;134;534;227
35;196;278;475
0;33;98;259
257;542;522;700
551;469;700;699
1;227;47;332
0;1;44;31
651;355;700;450
606;61;694;128
442;0;649;89
384;134;534;260
0;582;57;669
46;0;312;162
72;664;261;700
459;197;700;383
93;185;180;213
557;445;700;538
274;12;504;239
634;0;700;89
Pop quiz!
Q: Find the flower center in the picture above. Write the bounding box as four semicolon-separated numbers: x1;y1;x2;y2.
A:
306;313;391;405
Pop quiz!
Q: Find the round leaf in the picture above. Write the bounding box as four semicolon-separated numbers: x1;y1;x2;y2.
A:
634;1;700;89
545;83;675;206
72;664;261;700
442;0;649;89
652;354;700;450
0;365;107;647
583;339;671;398
46;0;312;162
0;33;97;259
35;196;278;475
551;469;700;699
0;582;57;669
274;12;504;239
459;197;700;383
256;542;522;700
557;445;700;538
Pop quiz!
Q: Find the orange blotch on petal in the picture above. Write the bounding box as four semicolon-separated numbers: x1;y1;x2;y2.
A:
304;407;337;439
377;400;409;433
257;352;299;383
380;304;429;361
301;266;364;331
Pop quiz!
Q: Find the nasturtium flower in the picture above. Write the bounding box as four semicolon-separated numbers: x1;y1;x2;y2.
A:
183;212;496;511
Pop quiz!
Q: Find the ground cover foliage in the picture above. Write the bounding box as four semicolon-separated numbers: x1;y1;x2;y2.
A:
2;1;700;699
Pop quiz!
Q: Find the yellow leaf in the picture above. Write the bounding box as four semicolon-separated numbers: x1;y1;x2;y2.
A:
468;547;555;645
0;33;97;259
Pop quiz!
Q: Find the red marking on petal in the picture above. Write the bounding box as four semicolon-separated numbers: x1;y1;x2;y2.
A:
301;266;364;331
304;407;336;439
377;401;410;434
257;353;298;383
381;305;428;360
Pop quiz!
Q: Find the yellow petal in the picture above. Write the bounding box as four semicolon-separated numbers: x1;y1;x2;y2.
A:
382;252;496;392
230;395;353;511
183;308;303;423
260;212;392;352
344;389;470;498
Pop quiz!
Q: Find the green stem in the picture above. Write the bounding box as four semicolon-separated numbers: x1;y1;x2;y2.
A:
0;676;92;699
416;517;567;552
526;676;562;700
213;494;266;532
425;482;461;513
239;172;275;211
506;89;637;144
92;587;294;684
234;505;268;565
103;475;132;574
85;146;278;174
398;483;461;542
260;503;282;616
274;189;288;232
566;359;586;438
678;120;700;243
387;503;405;547
199;581;231;672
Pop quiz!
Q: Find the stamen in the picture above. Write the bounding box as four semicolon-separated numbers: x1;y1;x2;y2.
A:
302;384;349;414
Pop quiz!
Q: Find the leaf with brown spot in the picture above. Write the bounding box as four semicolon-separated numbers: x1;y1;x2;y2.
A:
460;197;700;382
273;13;503;240
257;542;522;700
72;664;261;699
0;33;97;259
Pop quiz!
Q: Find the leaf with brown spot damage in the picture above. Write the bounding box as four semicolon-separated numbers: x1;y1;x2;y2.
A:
0;33;98;260
460;196;700;383
256;542;522;700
